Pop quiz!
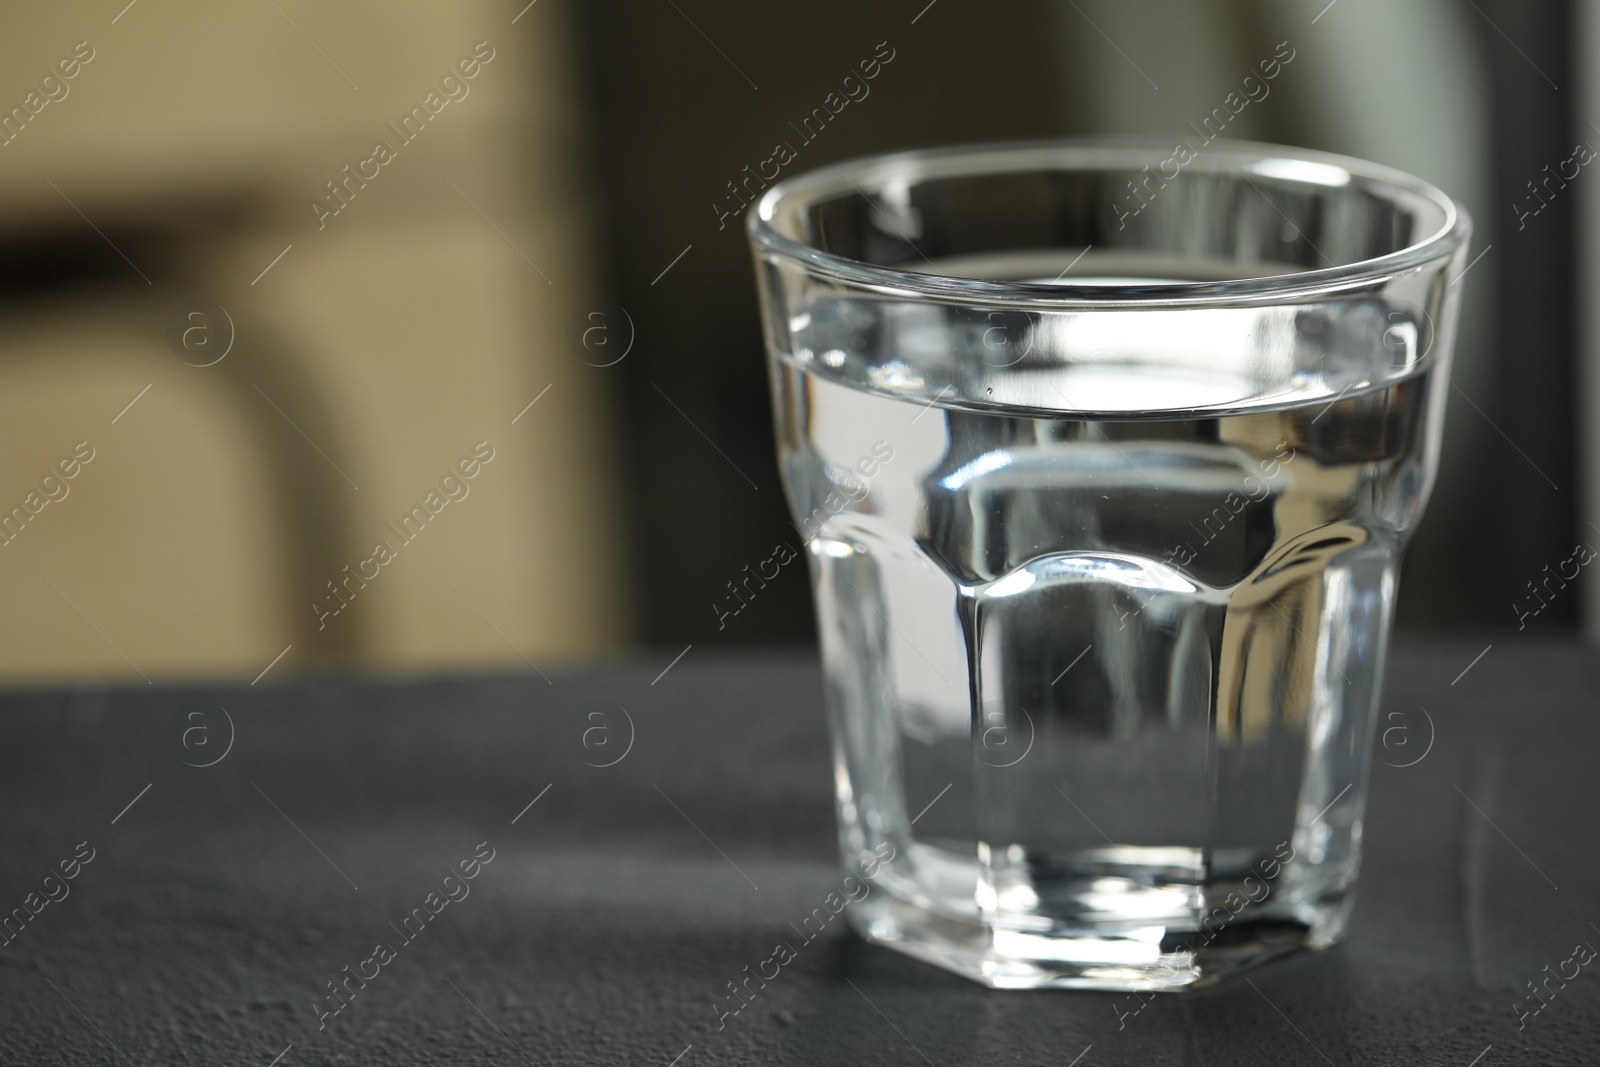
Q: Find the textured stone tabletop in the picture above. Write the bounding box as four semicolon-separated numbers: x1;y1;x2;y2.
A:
1;640;1596;1065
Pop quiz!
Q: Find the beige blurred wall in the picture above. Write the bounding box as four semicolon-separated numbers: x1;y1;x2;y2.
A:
0;1;632;682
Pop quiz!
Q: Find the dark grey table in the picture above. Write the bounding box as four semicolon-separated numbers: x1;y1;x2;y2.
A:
2;640;1596;1065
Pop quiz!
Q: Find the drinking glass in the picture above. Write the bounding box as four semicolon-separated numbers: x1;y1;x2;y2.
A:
747;139;1469;990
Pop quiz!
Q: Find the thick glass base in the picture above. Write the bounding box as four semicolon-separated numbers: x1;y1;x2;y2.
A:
849;846;1352;991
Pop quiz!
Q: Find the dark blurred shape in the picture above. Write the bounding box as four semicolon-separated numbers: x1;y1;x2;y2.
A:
1473;0;1577;626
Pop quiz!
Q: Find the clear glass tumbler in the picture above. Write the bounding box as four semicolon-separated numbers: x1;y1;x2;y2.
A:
747;140;1469;990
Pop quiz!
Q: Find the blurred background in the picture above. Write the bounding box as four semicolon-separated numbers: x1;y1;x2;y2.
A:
0;0;1591;683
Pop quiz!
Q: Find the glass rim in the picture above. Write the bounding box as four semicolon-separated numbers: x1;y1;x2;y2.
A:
747;137;1472;309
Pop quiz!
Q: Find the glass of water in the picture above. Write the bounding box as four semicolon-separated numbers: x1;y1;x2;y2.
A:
747;140;1469;990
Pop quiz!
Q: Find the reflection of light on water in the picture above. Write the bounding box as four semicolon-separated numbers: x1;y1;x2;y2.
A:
985;304;1303;413
939;450;1015;490
1034;364;1257;412
866;359;924;390
983;553;1198;600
